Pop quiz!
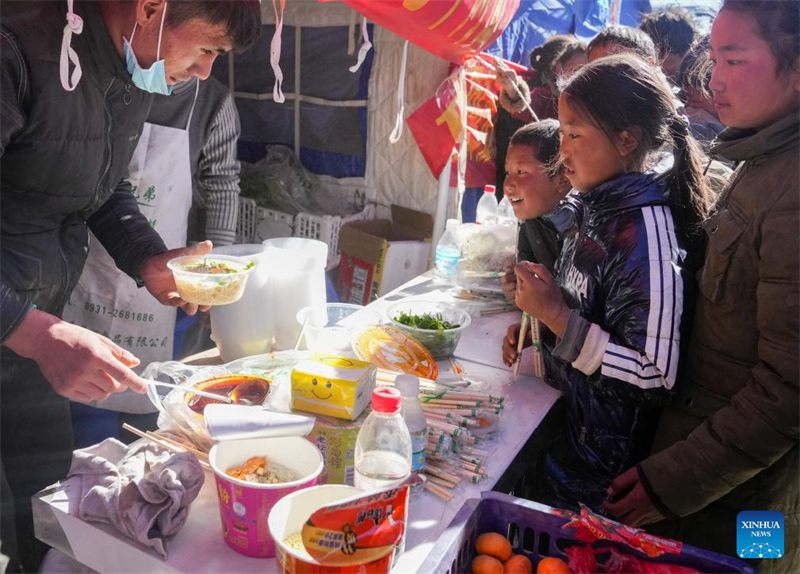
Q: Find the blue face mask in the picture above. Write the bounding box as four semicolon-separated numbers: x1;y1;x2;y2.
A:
123;2;173;95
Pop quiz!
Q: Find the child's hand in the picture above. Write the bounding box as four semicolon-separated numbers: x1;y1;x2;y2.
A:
501;268;517;303
515;262;570;337
502;322;532;367
495;67;520;96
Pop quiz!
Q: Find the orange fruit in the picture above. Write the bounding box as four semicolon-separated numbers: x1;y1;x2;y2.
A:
475;533;513;562
536;556;573;574
473;554;505;574
504;554;533;574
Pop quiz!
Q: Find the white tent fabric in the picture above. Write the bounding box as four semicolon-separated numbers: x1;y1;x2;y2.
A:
238;1;452;219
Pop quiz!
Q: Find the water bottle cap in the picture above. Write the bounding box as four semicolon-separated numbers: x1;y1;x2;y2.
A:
371;387;401;413
483;185;496;193
445;218;459;231
394;374;420;396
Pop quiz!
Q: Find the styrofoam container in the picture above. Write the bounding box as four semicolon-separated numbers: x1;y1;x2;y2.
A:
208;436;324;558
268;485;394;574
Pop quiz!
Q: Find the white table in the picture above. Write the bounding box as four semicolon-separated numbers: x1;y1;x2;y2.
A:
34;276;561;573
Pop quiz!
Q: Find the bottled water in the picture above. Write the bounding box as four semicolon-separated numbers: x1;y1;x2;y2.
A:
434;219;461;284
476;184;499;224
354;388;412;491
497;195;516;224
354;387;412;558
395;375;428;495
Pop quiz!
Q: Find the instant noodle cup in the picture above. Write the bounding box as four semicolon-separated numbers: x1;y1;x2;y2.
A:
209;436;323;558
307;413;367;485
269;485;395;574
167;254;255;306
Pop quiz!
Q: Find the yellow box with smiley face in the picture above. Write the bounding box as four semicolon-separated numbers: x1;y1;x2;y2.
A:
290;353;376;420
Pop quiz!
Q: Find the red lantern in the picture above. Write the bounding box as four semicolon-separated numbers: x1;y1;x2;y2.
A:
321;0;519;64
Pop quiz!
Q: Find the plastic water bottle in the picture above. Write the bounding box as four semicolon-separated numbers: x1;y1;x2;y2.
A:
354;388;412;560
354;388;412;491
395;374;427;495
497;195;516;224
476;184;499;224
434;219;461;284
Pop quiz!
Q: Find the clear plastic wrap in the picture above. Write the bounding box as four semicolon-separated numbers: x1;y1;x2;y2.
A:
142;351;309;450
456;222;517;294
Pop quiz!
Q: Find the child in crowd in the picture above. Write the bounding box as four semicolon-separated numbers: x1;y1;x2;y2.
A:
498;120;572;366
552;42;588;89
587;25;657;63
638;7;698;81
515;54;713;512
677;35;725;146
606;1;799;569
494;35;578;197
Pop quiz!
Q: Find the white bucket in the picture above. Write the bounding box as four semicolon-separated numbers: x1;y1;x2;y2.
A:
209;244;275;361
263;238;328;350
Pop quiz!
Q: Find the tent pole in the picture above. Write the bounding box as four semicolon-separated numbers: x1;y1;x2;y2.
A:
432;150;454;249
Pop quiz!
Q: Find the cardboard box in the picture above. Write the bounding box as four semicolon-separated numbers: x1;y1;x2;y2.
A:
337;205;433;305
291;353;376;420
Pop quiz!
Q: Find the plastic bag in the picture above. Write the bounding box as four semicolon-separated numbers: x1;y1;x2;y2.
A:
142;350;309;451
565;545;599;574
456;222;517;294
604;548;701;574
239;145;320;215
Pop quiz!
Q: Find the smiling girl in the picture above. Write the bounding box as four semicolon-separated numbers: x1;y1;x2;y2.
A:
514;53;713;512
604;1;799;569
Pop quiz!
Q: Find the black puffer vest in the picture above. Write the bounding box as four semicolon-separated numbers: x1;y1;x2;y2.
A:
1;0;153;316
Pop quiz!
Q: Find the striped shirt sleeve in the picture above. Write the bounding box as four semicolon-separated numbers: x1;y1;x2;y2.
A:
567;205;684;391
198;92;241;246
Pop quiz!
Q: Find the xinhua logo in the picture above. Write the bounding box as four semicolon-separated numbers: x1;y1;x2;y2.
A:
737;511;784;559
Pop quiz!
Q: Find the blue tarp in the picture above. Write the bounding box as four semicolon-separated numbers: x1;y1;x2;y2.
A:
485;0;651;66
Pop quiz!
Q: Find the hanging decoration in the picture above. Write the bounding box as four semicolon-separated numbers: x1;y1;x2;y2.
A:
406;55;527;187
320;0;519;65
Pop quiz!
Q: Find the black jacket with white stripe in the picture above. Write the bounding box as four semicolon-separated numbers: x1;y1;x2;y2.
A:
537;168;694;511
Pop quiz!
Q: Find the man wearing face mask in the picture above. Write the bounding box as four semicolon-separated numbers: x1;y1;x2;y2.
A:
0;1;261;571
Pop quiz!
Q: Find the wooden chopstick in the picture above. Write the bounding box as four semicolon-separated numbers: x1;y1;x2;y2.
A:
424;481;454;501
122;423;211;470
513;312;530;381
149;432;209;462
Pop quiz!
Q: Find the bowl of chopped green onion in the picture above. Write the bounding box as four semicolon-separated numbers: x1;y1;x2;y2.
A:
386;300;472;359
167;254;256;306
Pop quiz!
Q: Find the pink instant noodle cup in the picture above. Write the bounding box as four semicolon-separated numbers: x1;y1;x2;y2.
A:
209;436;324;558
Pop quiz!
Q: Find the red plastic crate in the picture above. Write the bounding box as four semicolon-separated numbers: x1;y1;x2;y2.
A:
419;492;757;574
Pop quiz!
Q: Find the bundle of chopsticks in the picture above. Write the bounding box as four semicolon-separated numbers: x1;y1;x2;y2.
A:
376;366;503;502
122;423;211;471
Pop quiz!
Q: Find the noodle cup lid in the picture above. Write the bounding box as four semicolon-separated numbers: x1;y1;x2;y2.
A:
167;254;255;276
205;404;315;441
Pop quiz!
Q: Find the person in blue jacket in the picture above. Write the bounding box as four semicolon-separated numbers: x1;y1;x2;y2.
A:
514;53;713;513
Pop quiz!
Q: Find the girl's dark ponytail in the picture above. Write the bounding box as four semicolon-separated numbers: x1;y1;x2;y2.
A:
668;114;713;267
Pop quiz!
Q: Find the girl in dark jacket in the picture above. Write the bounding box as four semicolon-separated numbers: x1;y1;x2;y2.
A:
515;54;713;512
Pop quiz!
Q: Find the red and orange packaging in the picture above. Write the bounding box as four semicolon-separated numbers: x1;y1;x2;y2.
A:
301;485;410;567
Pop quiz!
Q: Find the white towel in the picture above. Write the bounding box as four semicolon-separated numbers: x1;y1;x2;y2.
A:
67;438;204;557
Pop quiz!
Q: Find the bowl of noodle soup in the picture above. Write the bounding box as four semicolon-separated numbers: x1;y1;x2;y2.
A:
168;254;255;306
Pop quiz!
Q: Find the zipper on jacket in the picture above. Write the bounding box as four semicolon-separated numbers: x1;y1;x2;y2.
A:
55;231;72;313
578;426;587;445
123;83;132;106
90;79;116;213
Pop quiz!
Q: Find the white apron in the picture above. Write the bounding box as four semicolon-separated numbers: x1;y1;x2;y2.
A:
63;82;199;412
